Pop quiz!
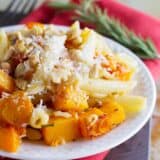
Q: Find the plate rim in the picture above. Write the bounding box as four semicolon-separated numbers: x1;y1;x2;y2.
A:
0;25;156;160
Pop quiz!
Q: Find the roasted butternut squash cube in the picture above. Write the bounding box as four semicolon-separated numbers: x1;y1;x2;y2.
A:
26;22;44;29
15;126;26;138
0;70;14;92
79;108;109;138
42;117;81;146
0;91;33;126
100;100;125;129
54;84;88;112
26;22;44;35
0;126;20;152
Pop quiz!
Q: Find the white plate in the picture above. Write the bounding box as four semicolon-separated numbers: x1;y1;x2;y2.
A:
0;25;156;160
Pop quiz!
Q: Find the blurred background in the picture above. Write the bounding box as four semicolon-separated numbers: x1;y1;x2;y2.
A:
0;0;160;18
119;0;160;18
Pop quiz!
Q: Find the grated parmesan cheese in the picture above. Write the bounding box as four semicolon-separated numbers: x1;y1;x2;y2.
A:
30;100;49;129
87;114;98;127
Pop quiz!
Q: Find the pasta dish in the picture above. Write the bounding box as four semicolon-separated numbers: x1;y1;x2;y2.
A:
0;21;146;152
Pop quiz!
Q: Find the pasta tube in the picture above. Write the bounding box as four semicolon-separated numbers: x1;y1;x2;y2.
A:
80;78;136;98
0;30;8;61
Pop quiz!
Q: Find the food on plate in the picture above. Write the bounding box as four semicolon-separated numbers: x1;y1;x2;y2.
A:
54;83;89;111
79;108;109;138
0;91;33;126
100;100;126;128
26;127;42;140
115;95;146;115
79;78;136;98
0;30;8;61
15;126;26;138
0;21;145;152
0;126;20;152
0;70;14;92
42;116;80;146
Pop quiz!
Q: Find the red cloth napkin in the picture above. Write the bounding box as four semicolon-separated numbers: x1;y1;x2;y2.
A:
20;0;160;160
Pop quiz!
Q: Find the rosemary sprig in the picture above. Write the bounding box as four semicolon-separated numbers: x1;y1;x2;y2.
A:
49;0;159;59
42;123;54;127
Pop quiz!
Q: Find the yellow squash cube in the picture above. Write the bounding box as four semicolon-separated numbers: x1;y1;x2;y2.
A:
115;95;146;115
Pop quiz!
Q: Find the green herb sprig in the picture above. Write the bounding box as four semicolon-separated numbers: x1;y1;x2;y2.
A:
49;0;159;59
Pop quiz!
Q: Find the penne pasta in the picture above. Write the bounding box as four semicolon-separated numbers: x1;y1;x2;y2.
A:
0;30;8;61
80;78;136;98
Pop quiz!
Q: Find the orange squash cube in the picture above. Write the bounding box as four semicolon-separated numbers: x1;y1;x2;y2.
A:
26;22;44;29
0;70;14;92
100;100;125;129
42;117;81;146
0;126;20;152
26;22;44;35
79;108;109;138
15;126;26;138
54;84;88;112
0;91;33;126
